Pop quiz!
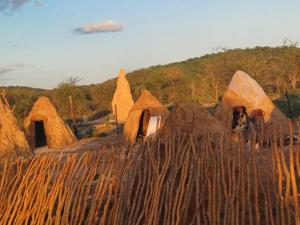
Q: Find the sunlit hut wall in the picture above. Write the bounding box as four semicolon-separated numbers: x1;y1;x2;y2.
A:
111;69;134;123
160;102;229;145
215;70;289;135
123;90;169;144
0;95;31;158
24;96;77;149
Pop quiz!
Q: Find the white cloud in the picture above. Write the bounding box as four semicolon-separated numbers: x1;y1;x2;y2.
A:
0;0;32;12
73;20;123;35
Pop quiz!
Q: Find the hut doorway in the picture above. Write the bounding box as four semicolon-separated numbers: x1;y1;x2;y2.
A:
34;121;47;147
232;106;248;131
137;110;150;140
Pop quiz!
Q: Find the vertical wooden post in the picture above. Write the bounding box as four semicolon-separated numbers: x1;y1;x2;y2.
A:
285;90;293;120
69;95;78;138
171;81;176;104
1;92;10;109
115;104;120;136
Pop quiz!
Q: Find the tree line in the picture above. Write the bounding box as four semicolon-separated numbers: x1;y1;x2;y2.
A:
2;44;300;125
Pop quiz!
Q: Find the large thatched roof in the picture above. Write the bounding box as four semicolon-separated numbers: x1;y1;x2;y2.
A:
111;69;134;123
123;90;169;144
0;96;31;159
161;103;226;138
24;96;77;149
215;70;288;133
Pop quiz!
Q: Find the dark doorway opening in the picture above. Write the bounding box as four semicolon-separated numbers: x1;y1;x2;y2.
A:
137;110;150;140
35;121;47;147
232;106;248;130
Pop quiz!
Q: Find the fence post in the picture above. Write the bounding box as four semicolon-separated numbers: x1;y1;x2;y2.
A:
285;90;293;120
69;95;79;138
115;104;120;136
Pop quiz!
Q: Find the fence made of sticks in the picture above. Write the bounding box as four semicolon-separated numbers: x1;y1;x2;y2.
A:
0;122;300;225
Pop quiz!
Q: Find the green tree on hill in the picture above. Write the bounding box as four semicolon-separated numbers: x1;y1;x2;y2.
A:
52;77;92;120
4;45;300;122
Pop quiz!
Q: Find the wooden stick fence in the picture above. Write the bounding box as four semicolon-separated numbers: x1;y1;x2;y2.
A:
0;121;300;225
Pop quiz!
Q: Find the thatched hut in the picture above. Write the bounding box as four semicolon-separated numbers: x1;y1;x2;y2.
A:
0;96;31;158
24;96;77;149
215;70;288;134
123;90;169;144
161;103;226;138
111;69;134;123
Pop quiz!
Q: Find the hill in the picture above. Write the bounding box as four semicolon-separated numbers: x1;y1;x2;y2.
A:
81;45;300;119
2;45;300;124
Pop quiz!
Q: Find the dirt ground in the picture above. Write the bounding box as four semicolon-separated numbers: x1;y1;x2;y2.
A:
34;133;128;156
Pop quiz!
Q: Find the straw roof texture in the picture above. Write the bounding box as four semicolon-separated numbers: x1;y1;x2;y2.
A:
123;90;169;144
215;70;288;133
0;97;31;158
160;103;227;140
111;69;134;123
24;96;77;149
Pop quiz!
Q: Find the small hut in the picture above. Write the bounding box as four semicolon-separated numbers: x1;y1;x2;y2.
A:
161;103;225;137
24;96;77;149
160;103;228;147
0;95;31;158
215;70;288;134
123;90;169;144
111;69;134;123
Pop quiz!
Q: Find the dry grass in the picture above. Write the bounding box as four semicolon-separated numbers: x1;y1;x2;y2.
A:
0;121;300;225
94;123;117;136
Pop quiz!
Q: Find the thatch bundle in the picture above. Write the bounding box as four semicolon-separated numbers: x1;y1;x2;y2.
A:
123;90;169;144
111;69;134;123
0;95;31;158
24;96;77;149
215;70;288;133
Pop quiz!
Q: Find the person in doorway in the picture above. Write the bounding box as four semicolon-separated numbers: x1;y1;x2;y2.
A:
232;106;250;141
250;109;269;149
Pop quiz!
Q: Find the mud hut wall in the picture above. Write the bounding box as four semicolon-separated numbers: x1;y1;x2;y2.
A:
124;107;169;143
215;89;288;132
0;99;31;158
24;96;77;149
124;110;143;143
111;69;134;123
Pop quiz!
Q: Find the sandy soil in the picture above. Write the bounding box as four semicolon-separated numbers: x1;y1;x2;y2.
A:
34;133;128;156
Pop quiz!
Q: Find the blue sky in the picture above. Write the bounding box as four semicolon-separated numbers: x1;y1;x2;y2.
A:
1;0;300;89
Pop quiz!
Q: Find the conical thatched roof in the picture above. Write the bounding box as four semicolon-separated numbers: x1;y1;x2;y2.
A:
111;69;134;123
0;96;31;159
24;96;77;149
123;90;169;144
161;103;226;139
215;71;288;133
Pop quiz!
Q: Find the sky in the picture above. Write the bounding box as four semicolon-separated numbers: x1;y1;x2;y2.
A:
1;0;300;89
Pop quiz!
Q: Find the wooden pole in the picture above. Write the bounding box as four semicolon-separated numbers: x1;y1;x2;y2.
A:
171;81;176;104
69;95;79;138
115;104;120;136
285;90;293;120
1;92;10;109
